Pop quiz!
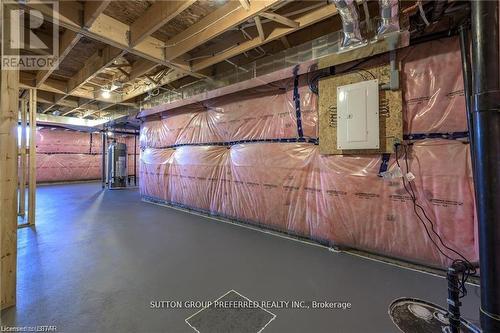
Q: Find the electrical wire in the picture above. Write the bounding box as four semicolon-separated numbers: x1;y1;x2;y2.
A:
394;143;476;298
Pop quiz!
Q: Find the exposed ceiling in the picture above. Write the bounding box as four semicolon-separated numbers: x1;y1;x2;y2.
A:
19;0;348;122
20;0;463;125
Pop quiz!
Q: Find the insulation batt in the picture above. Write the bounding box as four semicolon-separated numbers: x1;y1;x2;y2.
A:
139;37;476;268
140;140;476;268
33;129;139;183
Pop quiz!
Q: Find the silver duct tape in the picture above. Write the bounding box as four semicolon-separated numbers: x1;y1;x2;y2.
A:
333;0;365;49
377;0;400;36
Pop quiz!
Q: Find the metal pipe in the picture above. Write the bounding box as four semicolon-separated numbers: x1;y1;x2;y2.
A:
458;24;475;168
470;1;500;332
332;0;365;49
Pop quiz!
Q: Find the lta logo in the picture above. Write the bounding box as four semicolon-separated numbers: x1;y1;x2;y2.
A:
1;0;59;70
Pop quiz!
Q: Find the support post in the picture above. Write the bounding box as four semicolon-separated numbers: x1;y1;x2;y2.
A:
18;98;27;217
28;89;36;225
1;68;19;309
134;133;137;186
101;131;106;189
470;1;500;332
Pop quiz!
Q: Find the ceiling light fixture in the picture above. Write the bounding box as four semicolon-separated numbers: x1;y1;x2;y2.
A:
101;89;111;99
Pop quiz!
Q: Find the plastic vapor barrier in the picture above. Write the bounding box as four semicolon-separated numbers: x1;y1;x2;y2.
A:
140;37;476;268
140;78;317;148
34;128;139;183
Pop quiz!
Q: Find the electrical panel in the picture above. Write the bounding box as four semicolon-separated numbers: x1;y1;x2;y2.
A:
336;79;379;150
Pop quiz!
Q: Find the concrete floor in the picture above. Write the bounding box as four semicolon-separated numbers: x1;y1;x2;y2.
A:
1;182;481;333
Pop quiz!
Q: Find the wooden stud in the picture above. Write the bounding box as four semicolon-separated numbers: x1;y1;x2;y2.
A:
1;66;19;310
259;12;300;28
239;0;250;10
18;98;28;217
254;16;265;42
28;89;37;226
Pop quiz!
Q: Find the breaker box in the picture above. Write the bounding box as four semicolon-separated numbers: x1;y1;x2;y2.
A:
336;79;379;150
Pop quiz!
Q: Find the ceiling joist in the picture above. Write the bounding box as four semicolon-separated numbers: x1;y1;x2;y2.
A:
165;0;283;61
191;3;338;72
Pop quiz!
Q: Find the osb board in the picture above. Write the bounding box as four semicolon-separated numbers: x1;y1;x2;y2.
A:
318;64;402;155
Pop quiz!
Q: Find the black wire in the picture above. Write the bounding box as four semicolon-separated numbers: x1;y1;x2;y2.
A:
395;144;476;298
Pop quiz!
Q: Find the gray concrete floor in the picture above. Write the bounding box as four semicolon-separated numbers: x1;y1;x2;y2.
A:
1;182;480;333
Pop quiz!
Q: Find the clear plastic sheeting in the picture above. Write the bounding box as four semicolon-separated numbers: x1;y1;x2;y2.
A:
141;37;466;151
401;37;467;133
140;140;477;268
140;78;317;148
37;154;101;183
377;0;400;37
33;128;139;183
140;37;476;269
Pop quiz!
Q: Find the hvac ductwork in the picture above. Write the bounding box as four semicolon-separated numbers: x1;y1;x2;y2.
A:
332;0;366;49
377;0;400;37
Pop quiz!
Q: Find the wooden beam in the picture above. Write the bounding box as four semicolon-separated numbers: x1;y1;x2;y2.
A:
280;36;291;48
84;0;112;28
129;0;196;47
164;0;283;61
121;70;186;101
192;4;338;72
26;2;198;78
129;59;158;81
36;30;81;87
67;46;123;94
259;11;299;28
28;89;37;226
239;0;250;10
254;16;265;42
18;98;27;217
1;66;19;309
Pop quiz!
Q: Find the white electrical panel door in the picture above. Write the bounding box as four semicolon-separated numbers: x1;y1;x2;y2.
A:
336;79;379;150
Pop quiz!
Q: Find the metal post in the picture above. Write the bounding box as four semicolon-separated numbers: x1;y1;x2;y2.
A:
470;1;500;332
134;133;137;186
101;131;106;189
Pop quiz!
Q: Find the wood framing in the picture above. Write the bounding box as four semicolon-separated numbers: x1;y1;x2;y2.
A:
191;3;338;72
164;0;283;61
84;0;112;28
18;98;28;218
28;89;37;226
259;11;299;28
254;16;265;42
0;66;19;310
129;0;196;47
36;30;81;88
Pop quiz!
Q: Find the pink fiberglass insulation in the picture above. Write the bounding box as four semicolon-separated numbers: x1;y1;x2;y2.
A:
37;154;101;183
34;128;139;183
140;37;466;150
401;37;467;134
139;37;476;268
139;77;317;148
140;140;476;268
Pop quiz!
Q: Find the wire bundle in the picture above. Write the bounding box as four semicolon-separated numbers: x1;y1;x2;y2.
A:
394;143;477;298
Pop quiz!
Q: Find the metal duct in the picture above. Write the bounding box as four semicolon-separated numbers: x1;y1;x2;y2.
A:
377;0;400;37
332;0;365;49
